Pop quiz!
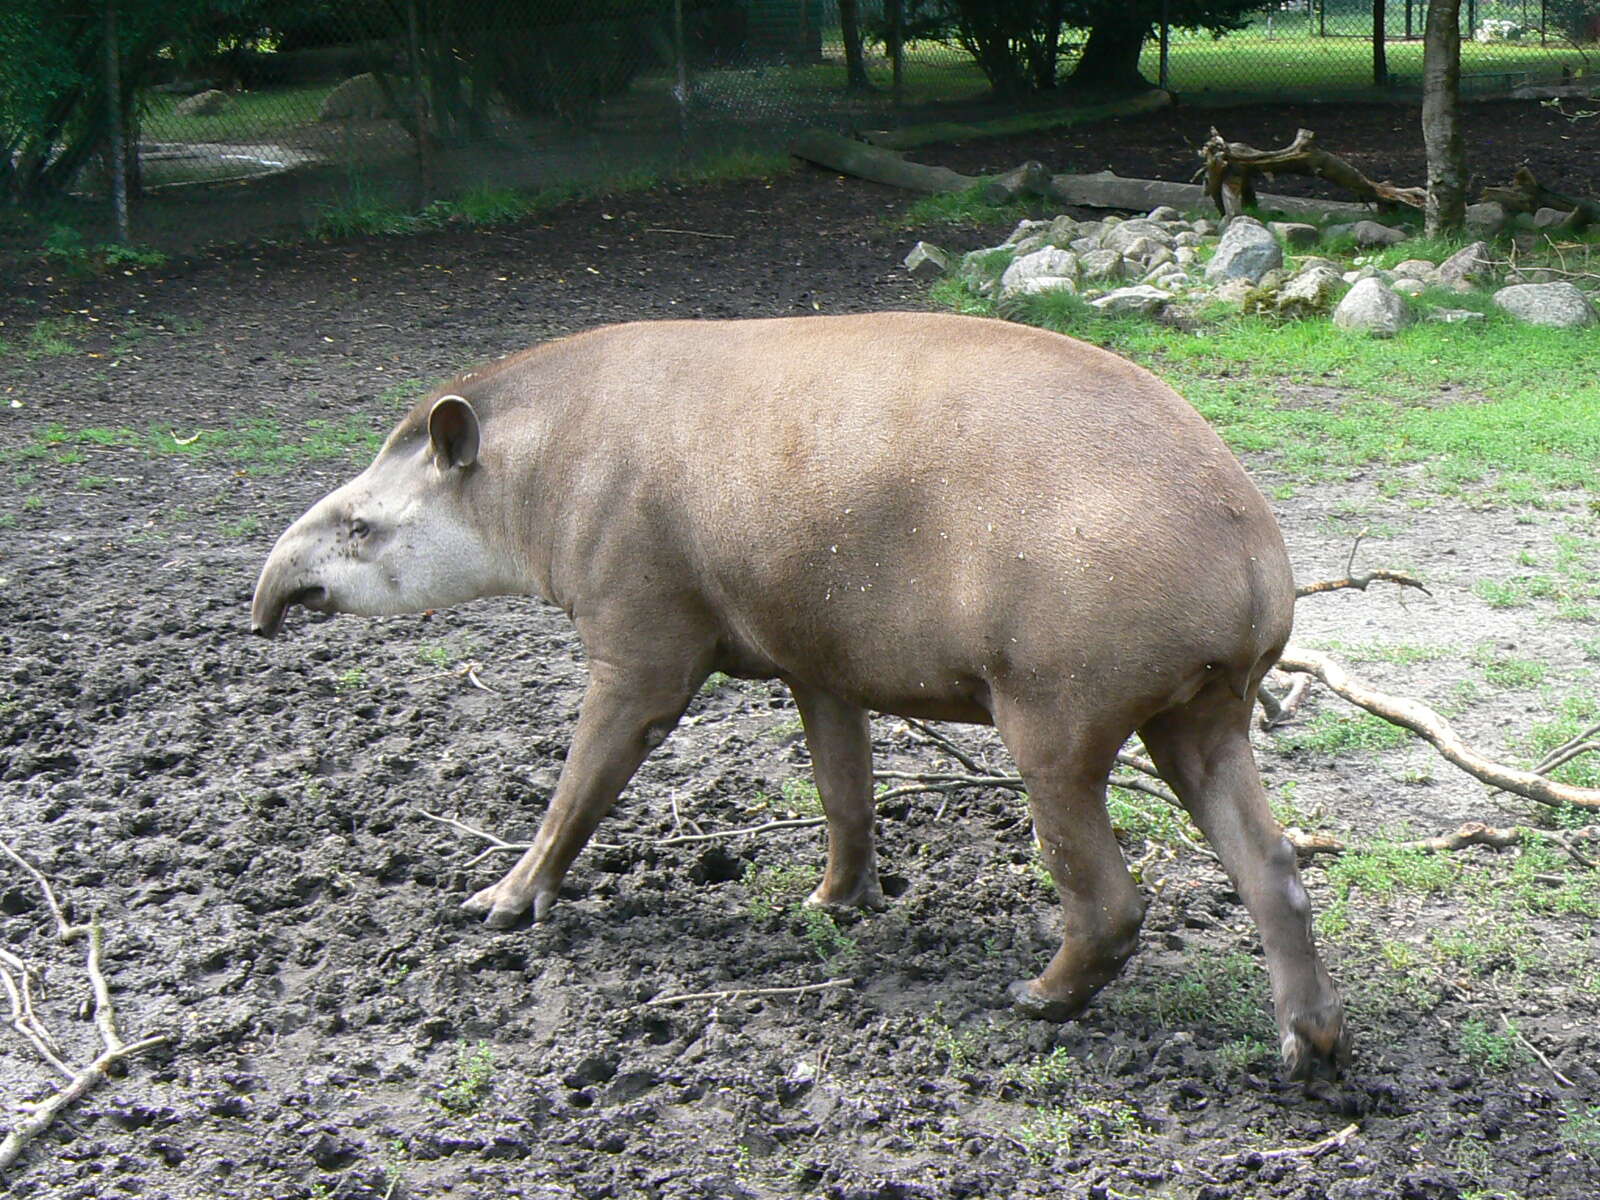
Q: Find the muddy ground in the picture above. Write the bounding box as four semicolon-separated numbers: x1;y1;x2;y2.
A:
2;100;1598;1200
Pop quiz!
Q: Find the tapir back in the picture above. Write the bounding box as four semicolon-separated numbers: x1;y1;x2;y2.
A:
452;312;1293;725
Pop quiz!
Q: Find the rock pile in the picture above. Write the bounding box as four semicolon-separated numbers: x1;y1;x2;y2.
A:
906;209;1600;335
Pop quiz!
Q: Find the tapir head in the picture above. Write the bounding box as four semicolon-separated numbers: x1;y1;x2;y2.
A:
251;395;520;637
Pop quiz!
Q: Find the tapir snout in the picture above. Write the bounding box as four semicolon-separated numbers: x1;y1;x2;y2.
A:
251;312;1348;1080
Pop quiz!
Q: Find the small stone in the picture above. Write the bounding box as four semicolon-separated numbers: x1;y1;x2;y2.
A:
1000;247;1079;297
1294;256;1341;276
1531;206;1573;229
175;89;231;117
1147;206;1182;222
1326;220;1407;247
1102;220;1176;255
1214;278;1256;305
1426;307;1487;323
1004;219;1048;245
1090;285;1172;316
1079;248;1124;282
902;241;949;279
1142;262;1187;289
1257;267;1292;292
1174;246;1198;268
319;73;395;121
1069;236;1101;256
1333;277;1412;336
1492;282;1598;327
1438;240;1496;290
1205;215;1283;284
983;161;1051;204
1269;221;1320;249
1119;235;1162;265
958;248;1010;297
1276;266;1345;316
1046;215;1083;245
1391;278;1426;297
1192;218;1219;237
1392;259;1441;286
1173;230;1203;248
1465;201;1509;236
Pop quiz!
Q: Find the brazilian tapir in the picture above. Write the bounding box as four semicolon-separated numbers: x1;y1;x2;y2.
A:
251;311;1348;1079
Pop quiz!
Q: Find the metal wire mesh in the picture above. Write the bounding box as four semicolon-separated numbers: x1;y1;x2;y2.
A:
28;0;1600;243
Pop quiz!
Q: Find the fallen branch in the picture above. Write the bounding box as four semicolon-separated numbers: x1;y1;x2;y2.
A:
1258;674;1312;731
1502;1014;1575;1090
1275;647;1600;811
641;978;854;1008
1479;166;1599;230
1295;531;1431;600
1285;821;1521;857
1254;1122;1360;1161
0;839;167;1175
1532;721;1600;777
1203;127;1426;216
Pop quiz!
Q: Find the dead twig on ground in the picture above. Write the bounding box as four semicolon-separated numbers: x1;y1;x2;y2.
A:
1502;1014;1575;1090
1294;532;1432;600
0;838;168;1174
642;978;854;1007
1275;646;1600;812
902;718;989;774
1253;1122;1360;1161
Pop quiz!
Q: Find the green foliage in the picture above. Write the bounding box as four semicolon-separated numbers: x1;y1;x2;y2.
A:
742;862;811;920
1562;1106;1600;1162
1279;710;1412;756
1325;840;1458;903
438;1040;495;1113
904;185;1033;229
1459;1018;1526;1072
1015;1099;1145;1160
1107;951;1271;1040
41;224;166;274
798;906;856;961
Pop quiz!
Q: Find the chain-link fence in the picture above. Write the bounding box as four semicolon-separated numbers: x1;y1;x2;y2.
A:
6;0;1594;249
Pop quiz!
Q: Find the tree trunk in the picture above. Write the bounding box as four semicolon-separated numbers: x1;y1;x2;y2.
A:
1373;0;1389;85
1422;0;1466;234
1068;21;1152;92
838;0;875;92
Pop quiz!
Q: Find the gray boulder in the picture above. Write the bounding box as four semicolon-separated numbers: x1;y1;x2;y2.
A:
1327;220;1407;247
1079;248;1124;283
1333;278;1412;336
1276;266;1345;317
1103;220;1176;255
175;88;231;117
1069;236;1101;256
1090;285;1172;316
1531;206;1572;229
1009;276;1080;298
1392;259;1441;286
1269;221;1320;249
903;242;950;279
1465;202;1509;237
1000;247;1080;298
1492;282;1598;328
1046;215;1085;245
319;73;394;121
1205;216;1283;284
1391;278;1427;297
1438;241;1496;290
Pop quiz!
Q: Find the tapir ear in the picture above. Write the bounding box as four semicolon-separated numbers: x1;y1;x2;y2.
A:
428;395;479;469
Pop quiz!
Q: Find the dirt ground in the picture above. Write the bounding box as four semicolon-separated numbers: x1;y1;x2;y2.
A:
2;100;1597;1200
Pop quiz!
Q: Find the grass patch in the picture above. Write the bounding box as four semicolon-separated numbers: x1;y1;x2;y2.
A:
437;1040;496;1113
742;862;812;920
903;184;1034;230
1015;1099;1145;1161
1107;951;1272;1041
1523;693;1600;790
1279;710;1413;756
1459;1018;1527;1073
929;273;1600;500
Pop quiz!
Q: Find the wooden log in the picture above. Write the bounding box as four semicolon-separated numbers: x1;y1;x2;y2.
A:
788;129;979;195
1045;169;1369;219
1201;127;1428;216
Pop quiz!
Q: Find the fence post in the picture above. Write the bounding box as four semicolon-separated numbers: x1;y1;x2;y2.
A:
407;0;431;206
103;0;129;243
674;0;691;143
1159;0;1171;90
890;0;904;106
1318;0;1326;37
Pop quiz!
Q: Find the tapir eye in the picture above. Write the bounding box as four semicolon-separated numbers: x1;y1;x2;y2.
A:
349;517;371;540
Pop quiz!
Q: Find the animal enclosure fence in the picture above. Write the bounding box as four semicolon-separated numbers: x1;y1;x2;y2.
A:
9;0;1596;248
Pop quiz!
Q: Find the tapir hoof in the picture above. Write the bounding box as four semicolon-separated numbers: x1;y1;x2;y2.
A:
462;881;555;928
1282;1003;1351;1082
805;880;886;912
1008;977;1086;1022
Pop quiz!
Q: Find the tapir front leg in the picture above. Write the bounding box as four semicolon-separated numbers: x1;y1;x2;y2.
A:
465;652;708;928
789;680;885;910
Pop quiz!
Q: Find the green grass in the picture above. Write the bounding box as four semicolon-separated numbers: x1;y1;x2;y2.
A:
1460;1018;1528;1072
1107;951;1272;1041
1563;1106;1600;1163
742;862;812;920
13;417;384;474
1523;694;1600;789
140;83;328;142
933;267;1600;500
437;1040;496;1113
1280;710;1414;756
904;185;1035;230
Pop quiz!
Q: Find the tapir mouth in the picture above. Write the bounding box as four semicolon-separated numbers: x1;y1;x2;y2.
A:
250;584;327;638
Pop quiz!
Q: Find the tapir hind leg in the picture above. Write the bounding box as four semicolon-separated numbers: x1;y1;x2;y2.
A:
464;648;709;928
788;680;884;910
1138;686;1349;1080
992;699;1147;1020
